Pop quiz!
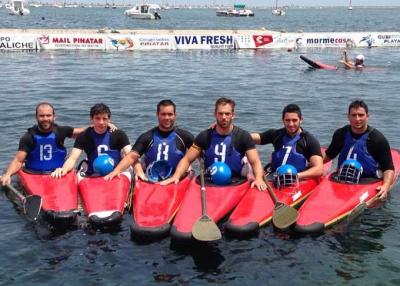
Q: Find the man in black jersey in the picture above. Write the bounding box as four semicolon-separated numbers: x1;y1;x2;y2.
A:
1;102;87;186
161;97;267;191
51;103;131;178
252;104;323;179
323;100;394;200
105;99;194;181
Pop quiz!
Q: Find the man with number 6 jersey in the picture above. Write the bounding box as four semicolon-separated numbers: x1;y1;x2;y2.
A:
105;99;194;181
161;97;267;191
251;103;323;179
1;102;87;186
51;103;131;178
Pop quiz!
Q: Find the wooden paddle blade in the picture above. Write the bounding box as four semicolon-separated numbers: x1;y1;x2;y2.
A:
23;195;42;221
272;202;299;229
192;215;222;241
347;202;366;223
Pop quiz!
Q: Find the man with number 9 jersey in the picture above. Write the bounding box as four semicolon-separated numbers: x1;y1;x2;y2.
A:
161;97;267;191
1;102;87;186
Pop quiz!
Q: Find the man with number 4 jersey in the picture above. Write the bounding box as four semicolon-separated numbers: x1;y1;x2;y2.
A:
51;103;131;178
105;100;193;181
161;97;267;191
252;104;323;179
1;102;87;186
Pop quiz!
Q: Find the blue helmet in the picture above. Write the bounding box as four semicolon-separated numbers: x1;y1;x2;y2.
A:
338;159;363;184
276;164;298;188
93;154;115;176
146;160;173;182
209;162;232;185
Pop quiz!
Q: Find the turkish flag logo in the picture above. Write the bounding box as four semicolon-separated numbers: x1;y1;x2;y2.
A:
253;35;273;47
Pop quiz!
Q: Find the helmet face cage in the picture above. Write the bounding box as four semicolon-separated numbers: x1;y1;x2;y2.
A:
276;173;299;188
338;161;363;184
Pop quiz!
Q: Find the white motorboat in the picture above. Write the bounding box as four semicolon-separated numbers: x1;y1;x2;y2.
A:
8;0;30;15
124;3;161;20
216;4;254;17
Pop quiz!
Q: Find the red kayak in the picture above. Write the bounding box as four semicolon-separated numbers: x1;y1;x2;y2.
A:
294;149;400;234
131;172;194;240
78;171;132;226
225;161;332;236
17;169;79;224
170;177;250;241
300;55;337;70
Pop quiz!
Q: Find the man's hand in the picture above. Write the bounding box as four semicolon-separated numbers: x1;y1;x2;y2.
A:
0;174;11;186
160;175;180;186
376;184;390;200
104;170;120;181
251;177;267;191
51;168;68;178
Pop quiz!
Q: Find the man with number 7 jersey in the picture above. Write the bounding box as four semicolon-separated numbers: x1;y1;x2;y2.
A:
105;99;194;181
251;103;323;179
161;97;267;191
1;102;88;186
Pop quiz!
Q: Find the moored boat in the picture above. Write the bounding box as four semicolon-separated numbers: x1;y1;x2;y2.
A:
124;3;161;20
7;0;30;15
216;4;254;17
78;170;132;226
170;176;250;241
225;160;332;236
17;168;79;224
294;149;400;234
130;172;193;240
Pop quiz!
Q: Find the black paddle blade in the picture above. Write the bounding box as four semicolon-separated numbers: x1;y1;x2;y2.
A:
272;202;299;229
23;195;42;221
192;215;222;241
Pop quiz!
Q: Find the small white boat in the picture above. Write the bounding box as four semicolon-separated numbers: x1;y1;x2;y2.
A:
216;4;254;17
272;0;285;16
124;3;161;20
8;0;30;15
348;0;353;10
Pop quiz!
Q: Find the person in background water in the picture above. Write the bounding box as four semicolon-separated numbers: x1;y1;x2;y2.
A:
0;102;89;186
251;103;323;179
51;103;131;178
323;100;394;200
342;49;365;70
105;99;194;181
161;97;267;191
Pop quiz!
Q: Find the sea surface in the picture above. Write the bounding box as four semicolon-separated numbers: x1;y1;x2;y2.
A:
1;6;400;286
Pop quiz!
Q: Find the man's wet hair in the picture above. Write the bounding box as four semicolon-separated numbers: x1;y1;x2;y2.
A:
282;104;302;120
157;99;176;113
348;100;368;114
215;97;236;113
35;102;55;116
90;103;111;118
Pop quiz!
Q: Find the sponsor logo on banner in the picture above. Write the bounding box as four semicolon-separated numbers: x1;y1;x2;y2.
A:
0;36;36;50
253;35;273;47
297;36;350;47
42;35;104;49
39;34;49;44
377;34;400;45
359;34;374;47
110;37;134;50
138;37;170;48
174;35;234;49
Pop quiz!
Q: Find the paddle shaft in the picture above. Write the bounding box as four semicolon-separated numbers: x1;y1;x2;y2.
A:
6;184;26;202
199;159;207;216
264;176;279;204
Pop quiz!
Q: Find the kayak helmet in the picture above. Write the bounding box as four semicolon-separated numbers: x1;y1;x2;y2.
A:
338;159;363;184
356;54;364;61
93;154;115;176
276;164;298;188
146;160;173;182
209;161;232;185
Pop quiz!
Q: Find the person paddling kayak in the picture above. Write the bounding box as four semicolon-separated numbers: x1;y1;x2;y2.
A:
251;103;324;180
161;97;266;191
1;102;88;186
322;100;394;200
342;49;365;70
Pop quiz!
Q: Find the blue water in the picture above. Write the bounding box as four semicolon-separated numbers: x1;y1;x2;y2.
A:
1;6;400;285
